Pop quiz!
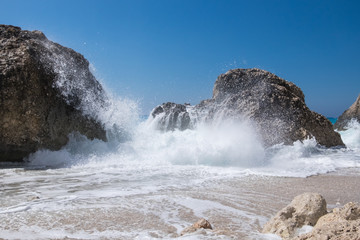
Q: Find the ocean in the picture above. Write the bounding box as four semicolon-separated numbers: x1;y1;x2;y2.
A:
0;95;359;239
327;117;337;125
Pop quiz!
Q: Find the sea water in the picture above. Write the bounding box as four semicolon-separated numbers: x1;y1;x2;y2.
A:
1;93;360;239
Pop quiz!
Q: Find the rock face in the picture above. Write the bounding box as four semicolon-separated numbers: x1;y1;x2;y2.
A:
180;218;213;236
0;25;107;162
294;202;360;240
151;102;190;131
334;94;360;130
151;68;344;147
262;192;328;239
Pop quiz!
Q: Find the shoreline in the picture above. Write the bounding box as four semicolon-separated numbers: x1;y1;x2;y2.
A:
181;167;360;239
0;167;359;239
252;167;360;208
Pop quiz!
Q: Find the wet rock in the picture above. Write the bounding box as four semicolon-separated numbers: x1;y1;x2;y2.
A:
294;202;360;240
334;94;360;130
180;218;213;236
210;68;344;147
262;192;327;239
150;68;344;147
151;102;191;131
0;25;107;162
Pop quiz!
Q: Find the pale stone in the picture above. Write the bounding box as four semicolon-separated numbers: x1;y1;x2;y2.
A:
180;218;213;236
294;202;360;240
262;192;327;239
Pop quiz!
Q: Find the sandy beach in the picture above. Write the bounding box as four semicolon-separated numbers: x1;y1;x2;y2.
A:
1;166;359;240
169;167;360;239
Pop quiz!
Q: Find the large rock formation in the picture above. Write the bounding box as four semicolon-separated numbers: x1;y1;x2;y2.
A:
262;192;328;239
334;94;360;130
151;68;344;147
0;25;107;162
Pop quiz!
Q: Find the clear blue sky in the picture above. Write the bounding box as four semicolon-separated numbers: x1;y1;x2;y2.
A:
1;0;359;116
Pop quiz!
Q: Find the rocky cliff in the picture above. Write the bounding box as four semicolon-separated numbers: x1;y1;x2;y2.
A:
0;25;107;162
334;94;360;130
151;68;344;148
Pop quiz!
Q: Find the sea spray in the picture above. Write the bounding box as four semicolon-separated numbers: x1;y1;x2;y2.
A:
39;40;106;119
40;40;141;143
22;54;360;174
135;118;265;167
27;108;360;177
339;119;360;150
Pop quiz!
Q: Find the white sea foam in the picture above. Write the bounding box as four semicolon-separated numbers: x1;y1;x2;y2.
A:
339;119;360;150
23;104;359;179
26;108;360;178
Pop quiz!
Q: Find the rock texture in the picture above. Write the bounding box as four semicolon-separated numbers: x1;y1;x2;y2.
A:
151;102;190;131
0;25;107;162
262;192;328;239
180;218;213;236
294;202;360;240
151;68;344;147
334;94;360;130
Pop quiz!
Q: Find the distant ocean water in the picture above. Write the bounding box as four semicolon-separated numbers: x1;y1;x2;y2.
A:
327;117;337;124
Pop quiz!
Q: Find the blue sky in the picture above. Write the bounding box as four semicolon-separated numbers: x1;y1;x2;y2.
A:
1;0;359;116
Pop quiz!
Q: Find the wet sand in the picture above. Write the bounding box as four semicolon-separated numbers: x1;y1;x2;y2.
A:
1;168;359;240
175;168;360;239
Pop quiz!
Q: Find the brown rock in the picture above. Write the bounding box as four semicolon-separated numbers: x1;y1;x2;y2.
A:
334;94;360;130
211;69;344;147
0;25;107;162
180;218;213;236
262;192;327;239
295;202;360;240
151;68;344;148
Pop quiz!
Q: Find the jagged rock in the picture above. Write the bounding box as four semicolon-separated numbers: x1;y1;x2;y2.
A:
334;94;360;130
211;69;345;147
294;202;360;240
151;102;191;131
262;193;328;239
0;25;107;162
150;68;344;147
180;218;213;236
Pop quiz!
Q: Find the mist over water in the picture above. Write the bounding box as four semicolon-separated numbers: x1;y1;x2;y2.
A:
23;93;360;178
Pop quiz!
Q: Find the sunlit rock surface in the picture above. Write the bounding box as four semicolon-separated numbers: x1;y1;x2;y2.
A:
294;202;360;240
151;68;344;147
334;94;360;130
262;192;327;239
0;25;107;162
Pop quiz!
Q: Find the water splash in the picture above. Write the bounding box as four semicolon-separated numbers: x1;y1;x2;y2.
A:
339;119;360;150
38;40;106;119
23;44;360;176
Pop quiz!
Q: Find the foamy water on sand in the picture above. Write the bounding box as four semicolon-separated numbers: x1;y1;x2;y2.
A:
1;95;360;239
